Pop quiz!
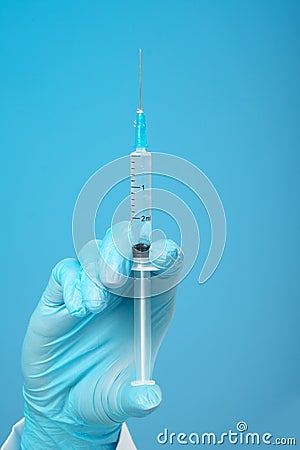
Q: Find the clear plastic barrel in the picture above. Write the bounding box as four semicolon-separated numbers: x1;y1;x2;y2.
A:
132;269;153;385
130;149;152;247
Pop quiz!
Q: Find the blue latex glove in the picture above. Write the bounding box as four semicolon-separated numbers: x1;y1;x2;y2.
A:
21;222;183;450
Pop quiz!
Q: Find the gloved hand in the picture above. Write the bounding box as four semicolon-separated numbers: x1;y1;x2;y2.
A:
21;222;183;450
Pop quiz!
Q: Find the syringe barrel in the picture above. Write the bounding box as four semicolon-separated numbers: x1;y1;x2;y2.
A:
131;106;154;385
132;269;152;384
130;149;152;247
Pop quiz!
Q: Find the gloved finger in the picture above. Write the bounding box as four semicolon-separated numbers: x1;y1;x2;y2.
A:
43;258;87;318
77;239;103;286
98;221;133;290
150;238;183;278
80;269;114;314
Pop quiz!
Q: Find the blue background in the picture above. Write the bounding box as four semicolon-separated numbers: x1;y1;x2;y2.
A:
1;0;300;448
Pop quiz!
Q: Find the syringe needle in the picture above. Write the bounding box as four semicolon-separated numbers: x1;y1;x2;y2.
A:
139;48;142;111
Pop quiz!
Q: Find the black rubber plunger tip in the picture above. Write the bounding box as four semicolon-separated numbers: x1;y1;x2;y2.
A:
132;243;150;259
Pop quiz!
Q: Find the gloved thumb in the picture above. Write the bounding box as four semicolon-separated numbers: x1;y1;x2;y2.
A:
120;383;162;418
67;370;162;425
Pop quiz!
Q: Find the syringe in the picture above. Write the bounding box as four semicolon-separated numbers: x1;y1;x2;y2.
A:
131;49;156;386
